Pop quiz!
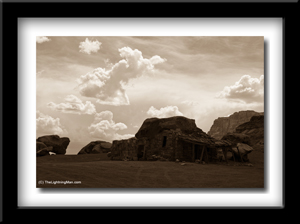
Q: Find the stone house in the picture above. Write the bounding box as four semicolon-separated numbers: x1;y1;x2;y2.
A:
111;116;231;162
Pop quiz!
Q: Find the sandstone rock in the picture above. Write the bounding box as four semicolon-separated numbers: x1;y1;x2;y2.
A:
230;143;253;162
237;143;253;153
37;149;49;157
207;111;263;140
221;133;251;147
135;116;199;139
235;115;264;151
36;141;47;152
78;141;112;154
36;146;53;156
101;142;112;149
36;135;70;154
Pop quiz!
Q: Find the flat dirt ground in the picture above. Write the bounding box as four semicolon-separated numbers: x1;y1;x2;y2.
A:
36;150;264;188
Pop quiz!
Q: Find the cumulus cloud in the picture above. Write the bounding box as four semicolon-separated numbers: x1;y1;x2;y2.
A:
47;95;96;115
88;111;134;141
147;106;184;118
36;36;51;44
76;47;166;106
79;38;102;54
36;111;66;135
216;75;264;103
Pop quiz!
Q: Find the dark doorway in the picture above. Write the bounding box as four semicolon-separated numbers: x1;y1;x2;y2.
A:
162;136;167;147
194;145;201;160
137;145;144;160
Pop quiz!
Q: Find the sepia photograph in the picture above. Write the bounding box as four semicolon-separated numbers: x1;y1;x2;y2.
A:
36;36;264;188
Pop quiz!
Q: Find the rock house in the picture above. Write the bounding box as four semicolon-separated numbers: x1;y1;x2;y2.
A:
111;116;231;163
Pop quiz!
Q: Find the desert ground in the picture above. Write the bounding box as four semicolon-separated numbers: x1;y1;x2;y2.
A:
36;150;264;188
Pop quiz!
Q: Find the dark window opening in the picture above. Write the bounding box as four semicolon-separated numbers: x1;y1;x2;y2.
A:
162;136;167;147
137;145;144;160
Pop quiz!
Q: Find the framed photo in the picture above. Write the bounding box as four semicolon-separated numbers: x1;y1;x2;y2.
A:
2;0;291;214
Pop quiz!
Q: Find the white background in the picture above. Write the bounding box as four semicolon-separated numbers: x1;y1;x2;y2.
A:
18;18;283;208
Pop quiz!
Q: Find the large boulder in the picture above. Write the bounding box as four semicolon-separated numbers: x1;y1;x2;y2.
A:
135;116;198;139
36;146;53;157
235;115;264;151
237;143;254;153
36;141;47;151
78;141;112;154
207;110;263;140
221;132;251;147
230;143;254;162
36;135;70;154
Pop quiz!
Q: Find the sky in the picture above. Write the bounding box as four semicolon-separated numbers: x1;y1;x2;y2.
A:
36;36;264;154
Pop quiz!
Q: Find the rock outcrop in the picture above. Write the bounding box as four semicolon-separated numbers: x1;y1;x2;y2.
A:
231;143;254;162
78;141;112;154
221;133;251;146
36;141;47;151
37;146;53;157
135;116;199;139
222;114;264;152
235;115;264;151
207;110;263;140
36;135;70;154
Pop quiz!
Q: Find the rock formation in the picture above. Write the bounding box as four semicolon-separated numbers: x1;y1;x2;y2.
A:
230;143;254;162
36;146;53;157
36;141;47;151
235;114;264;151
207;110;263;140
36;135;70;154
135;116;199;139
222;114;264;151
221;133;251;146
78;141;112;154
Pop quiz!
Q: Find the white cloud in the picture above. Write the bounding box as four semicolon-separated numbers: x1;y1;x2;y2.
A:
47;95;96;115
147;106;184;118
36;36;51;44
88;111;134;142
216;75;264;103
79;38;102;54
36;111;66;136
76;47;166;106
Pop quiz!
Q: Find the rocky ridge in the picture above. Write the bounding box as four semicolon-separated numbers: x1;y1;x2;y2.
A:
207;110;263;140
222;114;264;151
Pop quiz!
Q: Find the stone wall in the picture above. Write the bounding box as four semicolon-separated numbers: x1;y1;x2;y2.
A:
146;130;178;161
111;137;137;160
111;129;219;162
